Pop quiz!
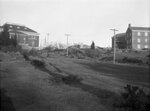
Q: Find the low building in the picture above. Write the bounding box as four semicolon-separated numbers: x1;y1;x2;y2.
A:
112;33;126;49
1;23;39;48
126;24;150;50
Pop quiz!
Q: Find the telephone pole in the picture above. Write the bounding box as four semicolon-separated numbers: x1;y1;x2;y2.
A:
110;28;118;64
65;34;71;56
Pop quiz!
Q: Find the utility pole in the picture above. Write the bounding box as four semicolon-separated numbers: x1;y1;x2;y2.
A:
110;28;118;64
65;34;71;56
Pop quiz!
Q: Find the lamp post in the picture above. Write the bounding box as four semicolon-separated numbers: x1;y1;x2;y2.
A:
110;29;118;64
65;34;71;56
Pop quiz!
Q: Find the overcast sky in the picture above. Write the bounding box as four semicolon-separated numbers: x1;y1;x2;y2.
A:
0;0;150;47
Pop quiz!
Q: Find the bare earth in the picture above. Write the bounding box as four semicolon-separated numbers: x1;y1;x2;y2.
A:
0;51;149;111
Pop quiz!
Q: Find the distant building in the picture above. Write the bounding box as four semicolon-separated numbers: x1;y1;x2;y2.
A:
1;23;39;48
111;24;150;50
112;33;126;49
126;24;150;50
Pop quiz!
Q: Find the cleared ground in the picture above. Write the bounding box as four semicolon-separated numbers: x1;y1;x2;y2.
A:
0;51;150;111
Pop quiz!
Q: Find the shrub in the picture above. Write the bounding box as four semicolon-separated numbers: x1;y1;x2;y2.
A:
120;57;143;64
23;53;30;61
115;84;150;111
84;49;101;58
28;49;38;56
62;74;83;84
31;59;45;68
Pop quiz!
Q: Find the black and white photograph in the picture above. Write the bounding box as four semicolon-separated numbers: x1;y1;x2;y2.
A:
0;0;150;111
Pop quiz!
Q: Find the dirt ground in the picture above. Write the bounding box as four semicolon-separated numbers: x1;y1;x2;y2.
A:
0;51;149;111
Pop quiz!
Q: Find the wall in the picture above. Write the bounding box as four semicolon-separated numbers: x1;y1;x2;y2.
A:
132;31;150;50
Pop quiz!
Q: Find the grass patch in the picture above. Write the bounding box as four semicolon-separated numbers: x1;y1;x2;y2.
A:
0;88;16;111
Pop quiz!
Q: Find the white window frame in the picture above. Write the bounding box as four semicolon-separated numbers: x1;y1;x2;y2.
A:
137;38;141;43
145;38;148;42
137;32;141;36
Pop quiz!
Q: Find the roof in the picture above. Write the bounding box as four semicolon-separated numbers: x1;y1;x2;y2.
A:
2;23;39;34
113;33;126;38
129;27;150;31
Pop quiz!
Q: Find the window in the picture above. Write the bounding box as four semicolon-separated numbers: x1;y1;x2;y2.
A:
137;44;141;49
145;32;148;36
137;32;141;36
145;38;148;42
17;26;20;29
137;38;141;43
9;26;12;28
144;45;148;48
24;27;27;30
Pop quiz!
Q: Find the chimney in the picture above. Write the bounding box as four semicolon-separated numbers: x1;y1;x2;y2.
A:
128;24;131;28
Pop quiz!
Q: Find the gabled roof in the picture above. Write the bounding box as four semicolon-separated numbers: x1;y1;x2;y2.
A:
112;33;126;38
2;23;39;34
130;27;150;31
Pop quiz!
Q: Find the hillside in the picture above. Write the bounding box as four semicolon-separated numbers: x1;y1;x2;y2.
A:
0;50;150;111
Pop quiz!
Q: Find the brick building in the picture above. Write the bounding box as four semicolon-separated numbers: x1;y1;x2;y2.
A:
112;33;126;49
112;24;150;50
126;24;150;50
1;23;39;48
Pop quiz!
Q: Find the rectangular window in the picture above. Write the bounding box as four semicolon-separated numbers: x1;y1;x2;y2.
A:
145;32;148;36
137;38;141;43
144;45;148;48
145;38;148;42
137;32;141;36
137;44;141;49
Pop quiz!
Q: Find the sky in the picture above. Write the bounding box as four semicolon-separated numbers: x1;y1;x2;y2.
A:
0;0;150;47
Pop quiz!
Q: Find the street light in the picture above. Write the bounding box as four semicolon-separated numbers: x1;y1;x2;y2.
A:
110;29;118;64
65;34;71;56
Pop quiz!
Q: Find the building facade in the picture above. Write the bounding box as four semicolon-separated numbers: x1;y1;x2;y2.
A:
1;23;39;47
112;33;126;49
111;24;150;50
126;24;150;50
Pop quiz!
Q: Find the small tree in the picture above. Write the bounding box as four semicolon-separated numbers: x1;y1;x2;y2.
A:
91;41;95;50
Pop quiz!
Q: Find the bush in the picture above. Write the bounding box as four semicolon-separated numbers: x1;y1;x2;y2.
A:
115;84;150;111
0;45;22;52
62;74;83;84
120;57;143;64
31;59;45;68
84;49;101;58
23;53;30;61
28;49;38;56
